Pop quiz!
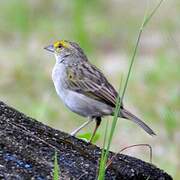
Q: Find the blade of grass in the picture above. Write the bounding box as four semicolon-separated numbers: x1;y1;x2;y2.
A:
53;151;60;180
98;77;123;180
107;0;164;154
98;119;109;179
121;0;164;101
98;1;164;179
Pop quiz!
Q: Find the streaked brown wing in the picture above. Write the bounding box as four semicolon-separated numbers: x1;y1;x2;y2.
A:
65;62;118;107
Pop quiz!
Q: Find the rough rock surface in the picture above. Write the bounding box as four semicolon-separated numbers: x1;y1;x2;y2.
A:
0;101;172;179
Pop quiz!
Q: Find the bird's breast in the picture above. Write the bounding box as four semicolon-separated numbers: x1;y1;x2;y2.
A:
52;64;69;101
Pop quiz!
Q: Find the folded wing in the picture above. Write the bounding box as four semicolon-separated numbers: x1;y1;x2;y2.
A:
65;62;119;108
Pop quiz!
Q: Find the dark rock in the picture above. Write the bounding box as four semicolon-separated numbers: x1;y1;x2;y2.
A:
0;101;173;180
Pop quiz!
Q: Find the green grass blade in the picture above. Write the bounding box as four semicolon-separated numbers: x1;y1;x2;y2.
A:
98;119;109;180
143;0;164;27
122;0;164;101
98;79;123;180
97;0;164;179
53;151;60;180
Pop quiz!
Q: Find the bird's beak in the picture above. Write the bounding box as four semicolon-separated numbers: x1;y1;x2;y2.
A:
44;44;54;53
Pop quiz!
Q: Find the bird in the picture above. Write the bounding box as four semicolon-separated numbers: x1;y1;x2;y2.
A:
44;40;156;142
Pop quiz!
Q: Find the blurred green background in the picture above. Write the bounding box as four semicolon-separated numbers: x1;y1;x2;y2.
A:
0;0;179;179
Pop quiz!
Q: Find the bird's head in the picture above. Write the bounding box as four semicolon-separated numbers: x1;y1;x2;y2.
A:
44;40;88;63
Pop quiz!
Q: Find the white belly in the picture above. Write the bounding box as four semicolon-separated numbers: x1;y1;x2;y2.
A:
52;63;112;117
64;90;112;117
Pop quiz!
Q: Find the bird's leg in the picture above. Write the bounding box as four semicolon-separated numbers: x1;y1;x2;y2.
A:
89;117;101;143
70;118;93;136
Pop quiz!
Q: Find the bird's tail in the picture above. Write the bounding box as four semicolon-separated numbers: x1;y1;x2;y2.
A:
120;108;156;136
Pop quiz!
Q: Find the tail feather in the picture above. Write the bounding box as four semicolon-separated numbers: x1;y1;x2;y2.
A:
121;108;156;136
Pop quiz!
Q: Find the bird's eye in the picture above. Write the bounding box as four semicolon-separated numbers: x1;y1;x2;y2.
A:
58;44;63;48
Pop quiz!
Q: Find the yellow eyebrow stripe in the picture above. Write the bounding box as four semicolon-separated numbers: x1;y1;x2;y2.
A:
54;40;69;48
